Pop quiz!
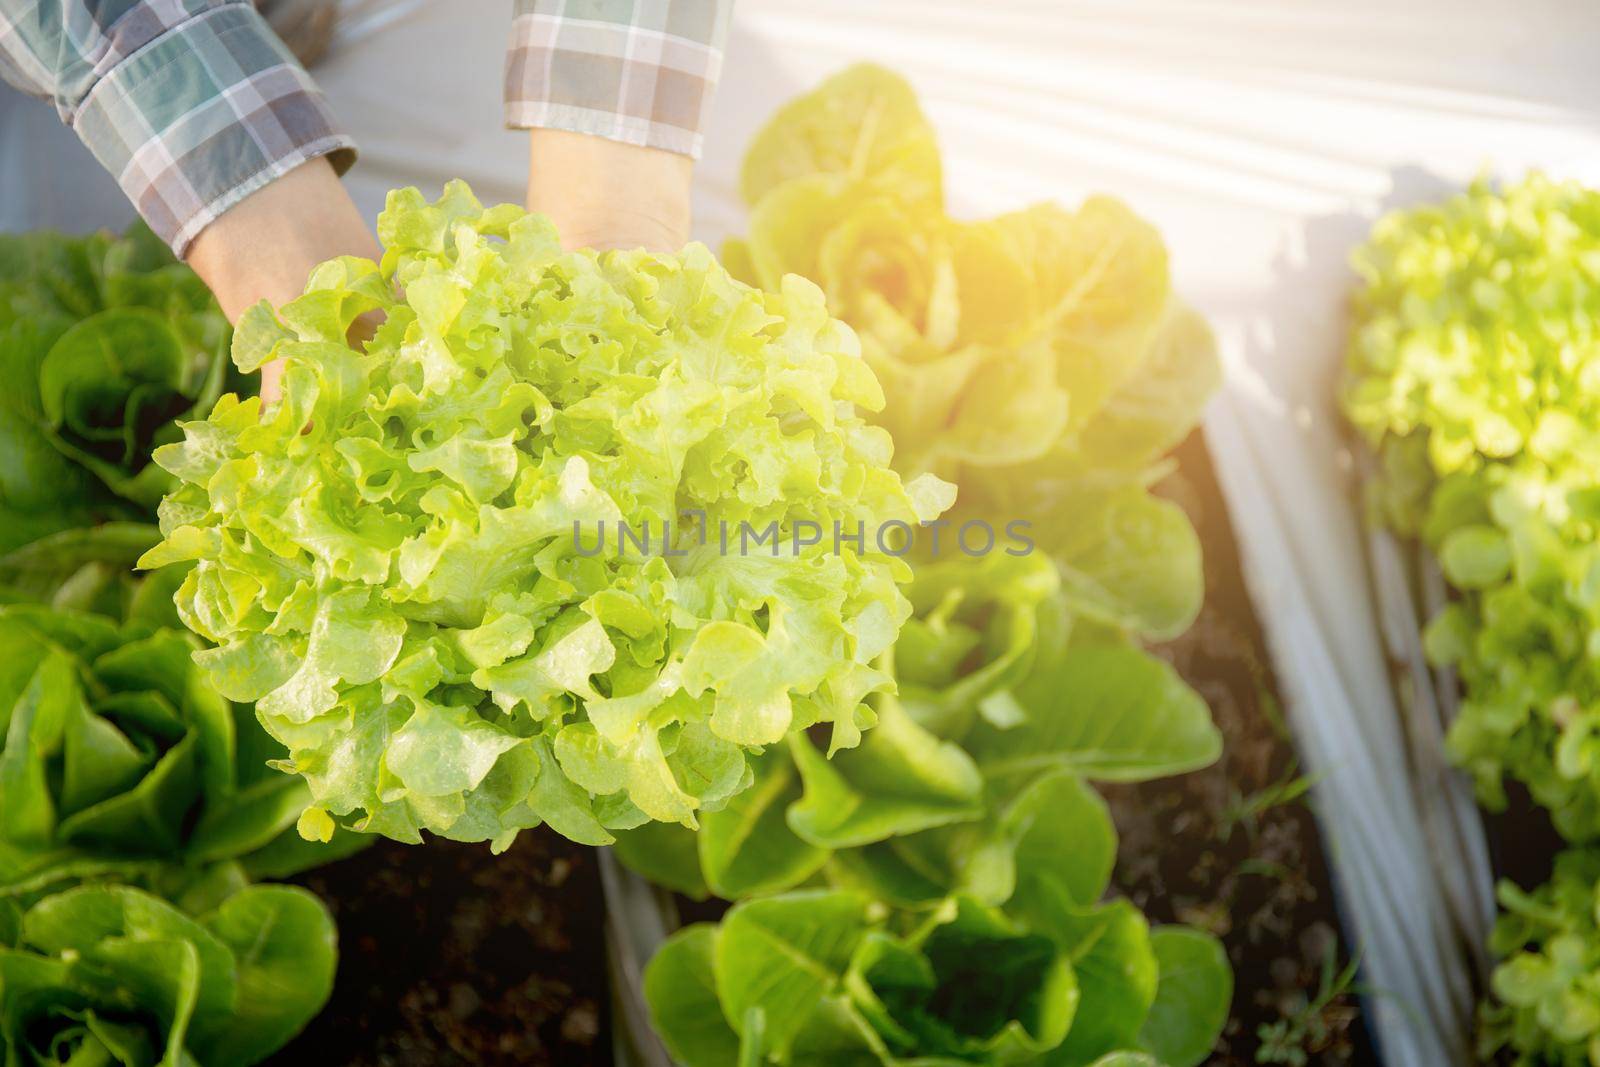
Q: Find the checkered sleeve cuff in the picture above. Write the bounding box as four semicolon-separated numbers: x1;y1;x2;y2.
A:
505;0;732;159
69;2;357;257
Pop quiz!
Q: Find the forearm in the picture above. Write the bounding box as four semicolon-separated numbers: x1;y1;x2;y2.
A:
0;1;356;257
526;130;693;252
505;0;732;252
186;157;378;397
186;156;376;320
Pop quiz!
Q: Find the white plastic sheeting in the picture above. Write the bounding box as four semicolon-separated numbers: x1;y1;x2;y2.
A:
10;3;1600;1062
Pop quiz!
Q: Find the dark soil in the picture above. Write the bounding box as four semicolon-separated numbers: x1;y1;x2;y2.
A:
1102;431;1377;1067
1485;783;1564;897
267;831;612;1067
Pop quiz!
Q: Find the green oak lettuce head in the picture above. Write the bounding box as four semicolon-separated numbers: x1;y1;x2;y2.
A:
140;182;950;850
1343;175;1600;839
1482;849;1600;1065
1343;175;1600;1058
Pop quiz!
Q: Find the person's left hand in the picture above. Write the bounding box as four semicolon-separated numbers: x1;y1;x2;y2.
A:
525;129;694;254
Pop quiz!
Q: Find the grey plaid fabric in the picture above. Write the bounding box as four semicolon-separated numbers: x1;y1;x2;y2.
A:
0;0;353;254
506;0;733;159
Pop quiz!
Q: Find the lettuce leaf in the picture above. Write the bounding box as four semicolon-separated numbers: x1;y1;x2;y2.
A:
0;595;358;907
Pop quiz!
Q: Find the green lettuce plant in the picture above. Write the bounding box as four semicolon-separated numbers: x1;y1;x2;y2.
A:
723;64;1219;642
0;882;334;1066
0;588;354;911
1343;173;1600;1060
629;556;1228;1066
1481;849;1600;1065
645;886;1229;1067
1343;174;1600;837
140;182;951;850
0;225;234;552
0;227;345;1067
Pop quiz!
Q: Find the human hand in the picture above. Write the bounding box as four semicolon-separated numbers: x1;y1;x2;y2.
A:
526;129;694;254
185;157;380;403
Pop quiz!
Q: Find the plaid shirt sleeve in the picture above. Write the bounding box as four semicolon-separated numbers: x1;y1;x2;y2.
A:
0;0;355;255
505;0;733;159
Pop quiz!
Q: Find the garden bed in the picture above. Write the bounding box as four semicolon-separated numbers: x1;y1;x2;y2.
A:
271;833;612;1067
264;434;1378;1067
652;430;1377;1067
1103;431;1376;1067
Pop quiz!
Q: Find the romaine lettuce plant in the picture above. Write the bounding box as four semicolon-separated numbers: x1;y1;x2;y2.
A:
723;65;1218;640
1343;174;1600;1061
629;557;1228;1066
141;183;951;850
0;882;334;1067
0;225;233;552
0;590;353;911
645;886;1230;1067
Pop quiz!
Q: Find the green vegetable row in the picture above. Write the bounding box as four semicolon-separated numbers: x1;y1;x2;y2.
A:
623;65;1233;1067
1344;173;1600;1063
0;229;346;1066
0;225;235;551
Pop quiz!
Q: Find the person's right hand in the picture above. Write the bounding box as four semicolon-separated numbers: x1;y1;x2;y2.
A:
185;157;380;404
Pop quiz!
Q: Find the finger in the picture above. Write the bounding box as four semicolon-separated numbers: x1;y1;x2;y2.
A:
260;357;285;406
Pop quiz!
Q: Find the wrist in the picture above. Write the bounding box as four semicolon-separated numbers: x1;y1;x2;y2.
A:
186;157;379;400
186;157;380;323
526;129;693;253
